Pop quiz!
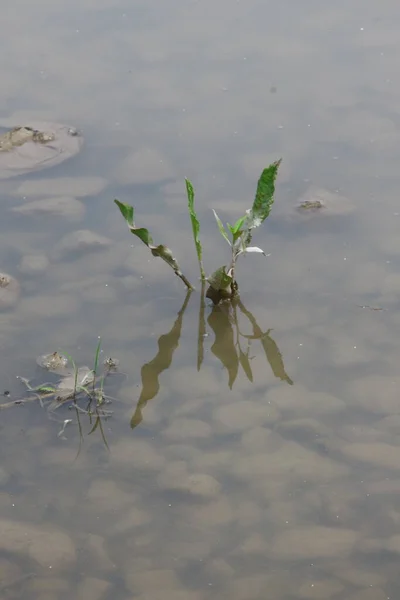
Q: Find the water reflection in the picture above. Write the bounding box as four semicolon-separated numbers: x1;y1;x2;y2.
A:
131;291;292;429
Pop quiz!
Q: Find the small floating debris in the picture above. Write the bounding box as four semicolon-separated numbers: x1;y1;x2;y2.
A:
36;351;71;375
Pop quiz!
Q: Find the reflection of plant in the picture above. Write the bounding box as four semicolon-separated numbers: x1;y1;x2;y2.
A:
115;160;281;303
130;291;191;429
130;292;292;429
207;297;293;388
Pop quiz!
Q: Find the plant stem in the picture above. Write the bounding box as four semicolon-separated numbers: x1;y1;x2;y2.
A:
177;270;194;290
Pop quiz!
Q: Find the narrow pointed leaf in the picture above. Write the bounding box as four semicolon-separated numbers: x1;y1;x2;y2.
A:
114;199;193;290
237;298;293;385
238;348;253;382
133;227;154;246
232;215;247;234
185;178;205;280
212;210;231;246
114;199;134;227
260;331;294;385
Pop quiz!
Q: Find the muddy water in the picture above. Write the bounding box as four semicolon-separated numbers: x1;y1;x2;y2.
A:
1;0;400;598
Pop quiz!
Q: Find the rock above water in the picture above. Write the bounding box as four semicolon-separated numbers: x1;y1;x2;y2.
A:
0;272;20;309
0;518;76;570
12;196;85;221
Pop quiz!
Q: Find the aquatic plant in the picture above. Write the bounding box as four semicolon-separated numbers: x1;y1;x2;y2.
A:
114;159;281;303
0;340;120;447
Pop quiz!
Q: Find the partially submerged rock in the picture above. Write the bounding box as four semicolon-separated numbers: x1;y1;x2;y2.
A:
0;272;20;309
0;121;83;180
294;186;355;218
36;351;70;376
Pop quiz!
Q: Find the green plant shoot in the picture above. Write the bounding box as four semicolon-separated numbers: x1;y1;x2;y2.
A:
114;199;193;290
185;178;205;280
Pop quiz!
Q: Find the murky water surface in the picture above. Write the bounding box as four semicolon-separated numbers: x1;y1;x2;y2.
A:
1;0;400;598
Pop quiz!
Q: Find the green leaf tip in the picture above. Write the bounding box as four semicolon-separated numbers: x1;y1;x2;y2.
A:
185;177;205;280
114;199;134;227
115;198;194;290
251;159;282;226
212;210;231;246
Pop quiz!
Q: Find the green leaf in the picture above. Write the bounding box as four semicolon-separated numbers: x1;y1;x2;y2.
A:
114;199;134;227
114;199;193;290
133;227;154;246
240;159;281;249
207;266;233;292
36;385;56;393
93;337;102;374
185;178;205;280
232;215;247;234
251;159;281;226
212;210;231;246
150;244;180;272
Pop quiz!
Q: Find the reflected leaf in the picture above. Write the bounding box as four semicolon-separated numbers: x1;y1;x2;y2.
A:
131;290;192;428
238;347;253;382
88;414;110;451
197;281;206;371
260;332;293;385
208;305;238;389
236;298;293;385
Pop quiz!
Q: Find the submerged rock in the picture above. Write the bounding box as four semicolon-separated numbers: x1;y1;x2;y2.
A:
12;196;85;221
56;229;111;259
18;253;49;275
114;147;174;185
0;518;76;570
15;176;107;198
0;272;20;309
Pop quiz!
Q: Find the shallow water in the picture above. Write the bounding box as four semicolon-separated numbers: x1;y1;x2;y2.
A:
1;0;400;598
